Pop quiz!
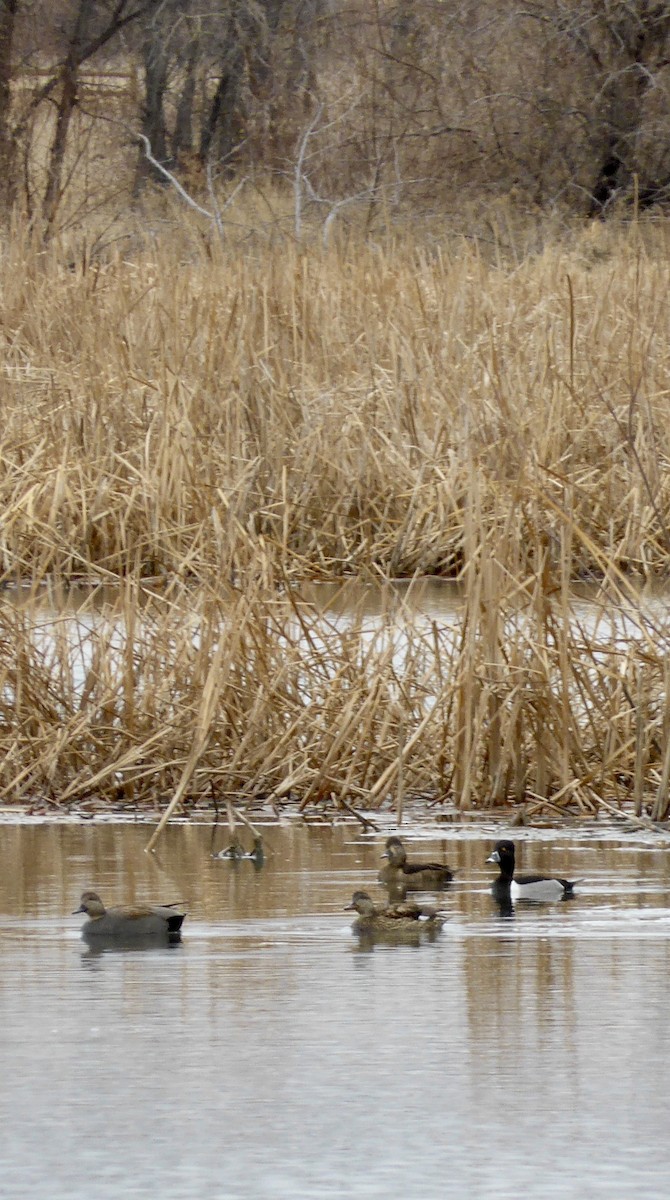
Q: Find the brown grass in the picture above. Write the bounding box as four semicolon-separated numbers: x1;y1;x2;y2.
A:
1;212;670;822
1;212;670;584
1;569;670;824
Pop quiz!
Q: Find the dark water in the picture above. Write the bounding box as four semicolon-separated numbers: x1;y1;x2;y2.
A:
2;820;670;1199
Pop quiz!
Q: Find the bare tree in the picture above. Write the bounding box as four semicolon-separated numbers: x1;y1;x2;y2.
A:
576;2;670;213
42;0;167;233
133;0;181;193
0;0;164;230
2;0;670;234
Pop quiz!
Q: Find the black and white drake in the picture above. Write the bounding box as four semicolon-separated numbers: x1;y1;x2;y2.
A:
486;840;579;902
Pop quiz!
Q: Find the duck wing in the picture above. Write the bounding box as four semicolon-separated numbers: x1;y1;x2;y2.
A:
113;902;186;930
385;902;423;922
402;861;452;877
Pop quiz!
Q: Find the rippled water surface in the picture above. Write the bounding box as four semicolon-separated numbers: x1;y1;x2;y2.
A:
2;820;670;1199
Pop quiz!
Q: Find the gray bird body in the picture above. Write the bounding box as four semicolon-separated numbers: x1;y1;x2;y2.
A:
73;890;185;943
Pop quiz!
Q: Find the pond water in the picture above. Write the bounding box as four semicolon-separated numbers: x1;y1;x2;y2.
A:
2;819;670;1199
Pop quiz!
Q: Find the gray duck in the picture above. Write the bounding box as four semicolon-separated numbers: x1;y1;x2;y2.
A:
73;890;186;943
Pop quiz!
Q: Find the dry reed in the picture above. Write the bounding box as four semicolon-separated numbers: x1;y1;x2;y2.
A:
0;567;669;823
1;213;670;820
0;214;669;584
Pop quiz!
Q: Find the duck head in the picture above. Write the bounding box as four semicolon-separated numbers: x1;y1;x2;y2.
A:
486;841;516;873
73;890;106;919
381;837;407;867
344;891;377;918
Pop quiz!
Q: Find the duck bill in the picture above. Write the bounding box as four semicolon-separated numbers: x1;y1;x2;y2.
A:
343;902;356;911
72;904;86;914
486;851;501;864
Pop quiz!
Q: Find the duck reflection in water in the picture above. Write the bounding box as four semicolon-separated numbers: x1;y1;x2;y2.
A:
378;836;454;900
345;890;447;948
493;892;516;921
73;890;186;949
80;936;184;961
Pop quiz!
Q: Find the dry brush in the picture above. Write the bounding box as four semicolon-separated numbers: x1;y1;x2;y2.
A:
1;215;670;819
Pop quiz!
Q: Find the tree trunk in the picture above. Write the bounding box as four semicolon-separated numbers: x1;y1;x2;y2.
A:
0;0;18;212
199;51;245;171
42;0;96;235
587;8;670;215
134;22;172;194
173;37;199;162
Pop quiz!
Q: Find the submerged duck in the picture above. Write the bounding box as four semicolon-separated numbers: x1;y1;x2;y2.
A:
73;890;186;943
344;890;446;936
486;840;579;902
378;836;454;893
215;836;265;866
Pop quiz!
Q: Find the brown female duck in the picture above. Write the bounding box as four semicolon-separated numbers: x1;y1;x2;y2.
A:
344;890;446;936
378;836;454;893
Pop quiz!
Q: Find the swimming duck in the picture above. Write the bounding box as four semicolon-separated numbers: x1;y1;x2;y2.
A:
73;890;186;943
486;840;579;902
344;890;446;936
378;836;454;893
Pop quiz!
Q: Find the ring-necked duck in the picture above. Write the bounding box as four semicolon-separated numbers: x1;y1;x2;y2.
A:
486;840;579;901
378;836;454;892
73;890;186;942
